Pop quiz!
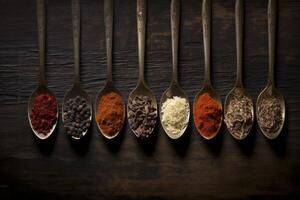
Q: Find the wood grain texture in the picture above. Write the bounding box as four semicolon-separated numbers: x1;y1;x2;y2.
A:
0;0;300;199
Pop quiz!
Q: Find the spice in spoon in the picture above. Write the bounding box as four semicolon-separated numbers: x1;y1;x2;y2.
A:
161;96;189;138
225;91;253;139
63;96;91;138
128;95;157;138
30;93;58;135
257;97;283;134
96;92;124;137
193;93;222;138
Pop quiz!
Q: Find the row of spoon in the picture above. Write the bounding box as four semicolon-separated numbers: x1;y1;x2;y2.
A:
28;0;285;141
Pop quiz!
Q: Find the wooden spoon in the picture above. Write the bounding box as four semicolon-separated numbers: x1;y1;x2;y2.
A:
62;0;92;140
256;0;285;139
94;0;125;139
224;0;254;140
159;0;190;139
193;0;223;140
28;0;58;140
127;0;158;138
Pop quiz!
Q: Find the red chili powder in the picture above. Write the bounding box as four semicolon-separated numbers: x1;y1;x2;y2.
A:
96;92;124;136
193;92;222;138
30;93;58;135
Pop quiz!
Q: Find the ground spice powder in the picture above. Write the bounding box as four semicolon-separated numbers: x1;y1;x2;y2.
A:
193;92;222;138
96;92;124;136
30;93;58;135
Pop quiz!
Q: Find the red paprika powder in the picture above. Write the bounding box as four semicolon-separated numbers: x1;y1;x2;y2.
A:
96;92;124;137
30;93;58;135
193;92;222;138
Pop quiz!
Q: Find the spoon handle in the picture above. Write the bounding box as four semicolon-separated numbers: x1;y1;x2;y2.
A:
171;0;180;84
235;0;244;87
36;0;46;86
202;0;211;86
104;0;113;82
137;0;146;84
72;0;80;85
268;0;276;86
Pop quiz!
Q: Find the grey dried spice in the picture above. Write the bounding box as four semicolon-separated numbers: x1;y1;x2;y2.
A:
257;97;283;134
225;93;253;139
128;95;157;138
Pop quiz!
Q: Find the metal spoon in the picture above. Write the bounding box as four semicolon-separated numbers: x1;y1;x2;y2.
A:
127;0;158;138
28;0;58;140
256;0;285;139
193;0;222;140
94;0;125;139
62;0;92;140
159;0;190;139
224;0;254;140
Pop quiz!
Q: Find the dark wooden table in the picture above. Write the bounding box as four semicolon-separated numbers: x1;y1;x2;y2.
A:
0;0;300;199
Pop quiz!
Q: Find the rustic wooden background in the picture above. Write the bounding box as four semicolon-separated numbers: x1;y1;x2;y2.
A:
0;0;300;199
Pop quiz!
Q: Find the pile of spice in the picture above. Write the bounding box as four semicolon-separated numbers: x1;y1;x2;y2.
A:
96;92;124;137
161;96;189;138
257;97;283;134
193;93;222;138
128;95;157;138
63;96;91;138
224;92;253;139
30;93;58;135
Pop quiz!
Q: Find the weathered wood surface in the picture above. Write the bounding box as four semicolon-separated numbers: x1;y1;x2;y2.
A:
0;0;300;199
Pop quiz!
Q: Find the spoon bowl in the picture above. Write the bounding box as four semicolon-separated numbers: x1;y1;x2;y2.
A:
62;84;92;140
95;81;125;139
256;85;285;139
160;83;189;139
28;85;58;140
193;85;223;140
224;87;254;140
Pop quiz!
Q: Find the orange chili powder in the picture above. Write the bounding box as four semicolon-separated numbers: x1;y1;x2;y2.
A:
193;92;222;138
96;92;124;136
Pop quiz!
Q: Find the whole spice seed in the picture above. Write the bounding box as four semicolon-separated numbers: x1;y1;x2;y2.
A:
96;92;124;137
161;96;189;138
63;96;91;138
225;92;253;139
257;97;283;134
30;93;58;135
128;95;157;138
193;93;222;138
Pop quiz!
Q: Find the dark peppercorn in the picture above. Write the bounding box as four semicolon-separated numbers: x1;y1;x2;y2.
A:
63;95;91;139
